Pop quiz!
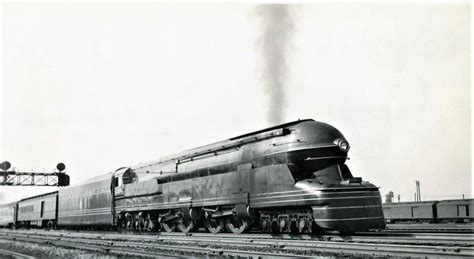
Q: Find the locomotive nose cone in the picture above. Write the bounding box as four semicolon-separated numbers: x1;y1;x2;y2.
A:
292;121;346;145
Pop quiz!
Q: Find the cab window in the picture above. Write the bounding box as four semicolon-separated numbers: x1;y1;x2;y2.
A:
122;170;137;184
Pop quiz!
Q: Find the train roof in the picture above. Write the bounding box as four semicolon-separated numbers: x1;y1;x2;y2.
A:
383;201;438;206
437;199;474;204
59;171;114;189
131;119;314;171
80;171;114;184
0;201;17;207
383;199;474;206
230;119;313;140
19;190;58;202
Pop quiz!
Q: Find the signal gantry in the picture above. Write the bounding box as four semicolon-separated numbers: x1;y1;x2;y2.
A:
0;161;70;186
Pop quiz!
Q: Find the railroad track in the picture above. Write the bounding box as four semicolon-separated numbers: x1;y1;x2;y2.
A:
6;229;473;246
0;231;312;258
385;223;474;233
0;247;35;259
0;229;473;258
153;231;474;246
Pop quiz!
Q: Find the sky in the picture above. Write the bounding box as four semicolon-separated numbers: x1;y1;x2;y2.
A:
1;2;471;203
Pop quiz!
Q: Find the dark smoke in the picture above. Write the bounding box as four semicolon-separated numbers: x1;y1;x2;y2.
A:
256;5;294;125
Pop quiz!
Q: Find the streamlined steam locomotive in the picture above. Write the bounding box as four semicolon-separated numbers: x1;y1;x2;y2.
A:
1;119;385;234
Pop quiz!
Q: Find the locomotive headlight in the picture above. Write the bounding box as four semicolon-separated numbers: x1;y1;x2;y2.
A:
334;138;350;152
339;140;350;152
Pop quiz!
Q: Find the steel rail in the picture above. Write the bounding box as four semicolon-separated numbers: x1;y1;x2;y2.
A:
7;229;472;246
114;233;474;257
154;233;474;246
0;247;35;259
0;234;176;258
150;231;474;244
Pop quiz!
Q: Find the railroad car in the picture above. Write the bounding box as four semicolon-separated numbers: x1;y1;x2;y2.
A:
436;199;473;223
383;201;437;223
0;202;17;228
58;173;113;227
383;199;474;224
113;119;385;234
16;191;58;228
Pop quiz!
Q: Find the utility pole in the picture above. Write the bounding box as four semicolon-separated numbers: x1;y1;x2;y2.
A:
415;180;421;202
418;181;421;201
385;191;394;203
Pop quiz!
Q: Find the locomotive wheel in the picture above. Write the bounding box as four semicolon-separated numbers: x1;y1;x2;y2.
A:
271;220;280;234
279;219;287;232
226;216;248;234
124;213;134;230
161;222;176;233
177;219;194;234
260;219;270;232
290;220;299;234
145;214;157;232
204;217;224;234
47;221;54;230
135;214;145;231
298;218;308;233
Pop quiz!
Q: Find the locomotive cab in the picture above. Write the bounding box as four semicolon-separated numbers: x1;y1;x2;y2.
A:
113;167;137;197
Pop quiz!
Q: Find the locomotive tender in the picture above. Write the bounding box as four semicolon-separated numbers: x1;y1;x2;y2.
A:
1;119;386;234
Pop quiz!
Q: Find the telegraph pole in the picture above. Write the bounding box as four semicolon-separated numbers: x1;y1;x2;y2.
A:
414;180;422;202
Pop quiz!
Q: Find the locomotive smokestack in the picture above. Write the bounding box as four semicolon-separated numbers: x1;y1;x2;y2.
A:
256;4;294;125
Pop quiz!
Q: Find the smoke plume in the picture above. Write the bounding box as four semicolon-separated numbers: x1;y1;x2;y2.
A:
256;5;294;125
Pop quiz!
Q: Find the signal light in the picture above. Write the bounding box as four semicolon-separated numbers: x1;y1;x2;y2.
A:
0;161;11;171
56;163;66;172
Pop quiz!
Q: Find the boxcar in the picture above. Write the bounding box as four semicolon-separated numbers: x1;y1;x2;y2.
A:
383;201;437;223
58;172;113;227
17;191;58;228
0;202;17;228
436;199;473;223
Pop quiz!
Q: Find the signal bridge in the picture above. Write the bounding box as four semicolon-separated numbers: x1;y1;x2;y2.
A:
0;161;70;186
